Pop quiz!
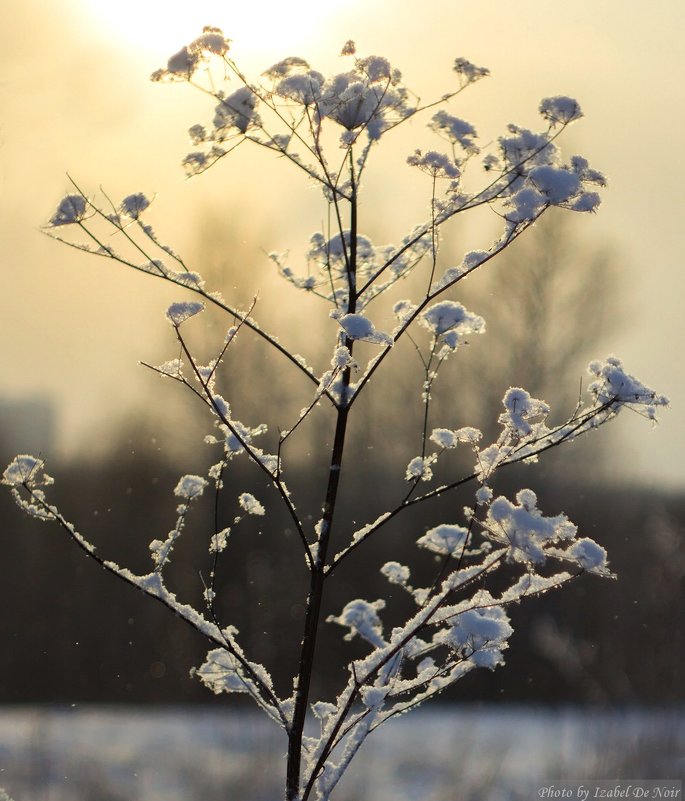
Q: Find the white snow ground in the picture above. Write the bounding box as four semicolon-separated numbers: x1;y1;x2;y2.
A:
0;705;682;801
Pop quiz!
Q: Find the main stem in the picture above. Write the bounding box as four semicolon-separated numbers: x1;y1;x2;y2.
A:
286;157;358;801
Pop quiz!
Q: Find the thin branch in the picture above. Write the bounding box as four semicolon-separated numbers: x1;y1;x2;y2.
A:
49;182;326;396
350;212;543;404
20;484;288;727
172;326;314;568
356;122;569;300
328;393;620;573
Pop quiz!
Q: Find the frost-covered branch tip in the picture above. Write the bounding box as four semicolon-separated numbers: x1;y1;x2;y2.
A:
2;454;56;521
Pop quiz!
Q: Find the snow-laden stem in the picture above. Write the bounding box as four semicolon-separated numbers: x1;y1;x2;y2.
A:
19;483;288;727
351;214;536;405
51;178;326;396
286;405;349;799
287;172;358;800
169;327;313;566
330;393;619;572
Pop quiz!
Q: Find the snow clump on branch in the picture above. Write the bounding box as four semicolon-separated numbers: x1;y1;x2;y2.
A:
48;194;87;226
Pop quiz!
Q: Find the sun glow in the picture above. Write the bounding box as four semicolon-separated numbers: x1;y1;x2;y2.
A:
82;0;350;64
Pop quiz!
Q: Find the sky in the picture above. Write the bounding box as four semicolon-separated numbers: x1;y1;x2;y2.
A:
1;0;683;488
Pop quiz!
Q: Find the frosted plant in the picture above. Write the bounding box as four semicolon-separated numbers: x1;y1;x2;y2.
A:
3;29;668;801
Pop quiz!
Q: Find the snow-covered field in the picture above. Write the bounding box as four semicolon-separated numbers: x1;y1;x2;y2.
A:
0;705;682;801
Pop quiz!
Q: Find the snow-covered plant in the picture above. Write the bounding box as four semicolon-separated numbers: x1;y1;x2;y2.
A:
4;29;668;801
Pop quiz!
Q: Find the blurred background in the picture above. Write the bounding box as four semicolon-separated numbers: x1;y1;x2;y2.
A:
2;0;683;478
0;0;683;797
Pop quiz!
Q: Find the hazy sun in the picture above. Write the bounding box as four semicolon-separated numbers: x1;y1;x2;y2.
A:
81;0;349;63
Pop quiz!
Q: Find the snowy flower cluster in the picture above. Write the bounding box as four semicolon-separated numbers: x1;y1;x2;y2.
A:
471;358;668;485
2;455;56;521
452;56;490;84
151;26;230;81
588;355;669;420
272;227;432;315
48;194;87;226
405;454;438;482
3;454;50;488
434;606;512;669
335;312;393;346
430;426;482;449
326;599;386;647
213;87;259;137
238;492;265;516
379;561;411;586
119;192;151;219
483;489;577;565
417;523;469;556
429;110;480;154
166;301;205;327
420;300;485;349
172;38;418;176
195;647;275;696
498;387;551;437
267;50;410;141
407;149;461;179
174;474;208;499
539;95;583;125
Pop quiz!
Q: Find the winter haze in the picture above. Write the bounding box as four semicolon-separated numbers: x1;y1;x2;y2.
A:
0;0;682;487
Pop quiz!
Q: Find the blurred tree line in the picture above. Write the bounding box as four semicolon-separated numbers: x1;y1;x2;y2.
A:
1;213;681;705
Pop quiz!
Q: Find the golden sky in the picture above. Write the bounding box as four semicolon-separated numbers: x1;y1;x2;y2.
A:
1;0;683;486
